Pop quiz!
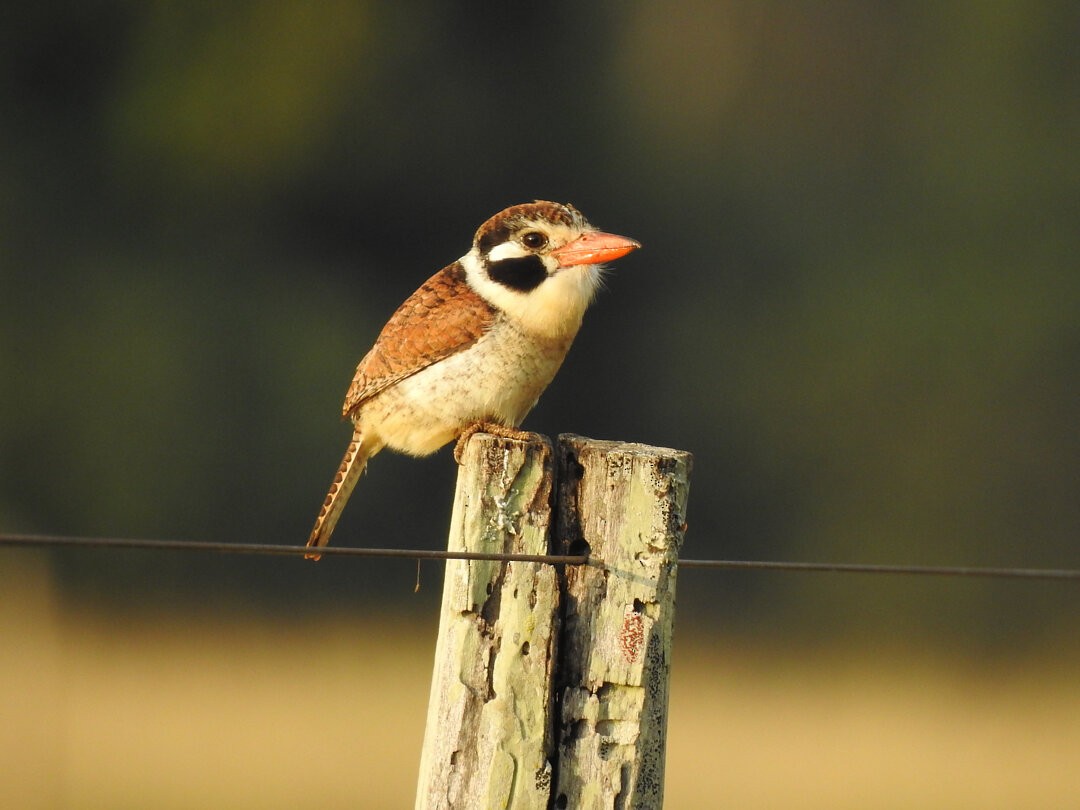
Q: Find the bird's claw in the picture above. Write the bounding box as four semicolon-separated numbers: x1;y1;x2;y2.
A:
453;422;536;464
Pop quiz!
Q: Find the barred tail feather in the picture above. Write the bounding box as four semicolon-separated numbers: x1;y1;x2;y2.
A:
305;430;374;560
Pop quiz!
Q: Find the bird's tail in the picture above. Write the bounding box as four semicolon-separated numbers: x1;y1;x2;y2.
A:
306;429;374;560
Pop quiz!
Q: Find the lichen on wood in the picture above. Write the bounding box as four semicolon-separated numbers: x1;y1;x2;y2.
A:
551;434;692;810
415;433;559;810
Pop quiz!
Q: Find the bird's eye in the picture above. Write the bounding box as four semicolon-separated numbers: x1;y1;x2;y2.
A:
521;231;548;250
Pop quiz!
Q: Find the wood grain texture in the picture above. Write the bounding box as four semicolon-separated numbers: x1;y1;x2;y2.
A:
415;433;558;810
552;434;693;810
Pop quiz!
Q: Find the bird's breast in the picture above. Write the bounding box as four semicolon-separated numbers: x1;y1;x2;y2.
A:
357;319;576;456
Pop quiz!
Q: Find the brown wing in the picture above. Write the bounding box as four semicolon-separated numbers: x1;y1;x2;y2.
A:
341;261;495;417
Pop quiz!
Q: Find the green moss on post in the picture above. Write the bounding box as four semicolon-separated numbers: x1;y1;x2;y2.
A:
552;434;692;810
415;433;559;810
416;432;692;810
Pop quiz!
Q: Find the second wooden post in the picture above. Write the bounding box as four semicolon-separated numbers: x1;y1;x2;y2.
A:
551;434;692;809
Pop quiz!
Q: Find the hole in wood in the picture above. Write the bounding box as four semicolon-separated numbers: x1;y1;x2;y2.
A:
564;454;585;480
567;537;590;556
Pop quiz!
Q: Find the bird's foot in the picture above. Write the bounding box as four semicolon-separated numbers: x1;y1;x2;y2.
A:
453;422;537;464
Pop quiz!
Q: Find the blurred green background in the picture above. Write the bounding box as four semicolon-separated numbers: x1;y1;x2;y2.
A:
3;3;1078;642
4;3;1080;807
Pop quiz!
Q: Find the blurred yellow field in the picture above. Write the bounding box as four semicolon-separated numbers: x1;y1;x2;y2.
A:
3;568;1078;809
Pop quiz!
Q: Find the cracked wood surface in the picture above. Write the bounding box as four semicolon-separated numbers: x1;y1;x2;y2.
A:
415;432;692;810
552;434;692;810
415;433;558;810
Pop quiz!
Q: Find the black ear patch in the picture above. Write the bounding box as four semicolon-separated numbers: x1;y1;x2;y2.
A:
488;255;548;292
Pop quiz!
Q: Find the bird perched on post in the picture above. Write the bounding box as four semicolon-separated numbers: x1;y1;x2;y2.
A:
305;201;640;559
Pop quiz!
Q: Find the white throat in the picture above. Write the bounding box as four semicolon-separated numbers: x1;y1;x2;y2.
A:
460;250;602;340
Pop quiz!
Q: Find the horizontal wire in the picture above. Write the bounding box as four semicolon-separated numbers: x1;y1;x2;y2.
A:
0;533;587;566
1;532;1078;581
676;558;1080;581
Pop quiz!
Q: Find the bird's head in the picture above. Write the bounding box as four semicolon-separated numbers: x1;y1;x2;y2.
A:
463;201;640;338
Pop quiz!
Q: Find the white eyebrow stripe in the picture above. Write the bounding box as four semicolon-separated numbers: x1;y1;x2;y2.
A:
487;240;530;262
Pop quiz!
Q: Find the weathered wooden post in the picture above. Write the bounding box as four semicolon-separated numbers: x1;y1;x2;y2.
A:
551;434;691;809
416;434;560;810
416;432;691;810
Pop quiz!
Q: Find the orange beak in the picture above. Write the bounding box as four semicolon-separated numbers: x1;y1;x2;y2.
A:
551;230;641;268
